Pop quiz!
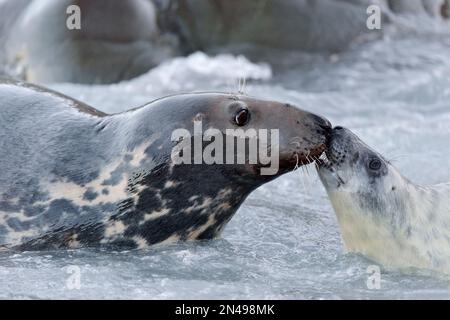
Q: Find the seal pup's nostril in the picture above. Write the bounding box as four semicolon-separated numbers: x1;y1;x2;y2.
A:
334;126;344;131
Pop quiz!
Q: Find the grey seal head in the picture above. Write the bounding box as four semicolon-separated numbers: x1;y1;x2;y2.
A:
317;127;450;274
0;80;331;250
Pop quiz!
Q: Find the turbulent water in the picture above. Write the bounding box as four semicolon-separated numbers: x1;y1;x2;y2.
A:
2;23;450;299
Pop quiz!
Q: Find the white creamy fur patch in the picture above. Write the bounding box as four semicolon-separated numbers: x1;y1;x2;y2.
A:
104;220;126;238
129;138;158;167
46;173;130;207
187;214;217;240
1;140;165;246
132;235;149;249
67;234;81;249
164;180;179;189
158;234;181;246
142;207;171;222
184;197;213;214
0;210;47;245
42;139;160;207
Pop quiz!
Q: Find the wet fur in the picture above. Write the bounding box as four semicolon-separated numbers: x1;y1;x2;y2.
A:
0;80;329;250
318;128;450;274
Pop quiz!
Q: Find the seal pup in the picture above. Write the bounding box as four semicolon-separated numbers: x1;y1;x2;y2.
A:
0;80;331;250
317;127;450;274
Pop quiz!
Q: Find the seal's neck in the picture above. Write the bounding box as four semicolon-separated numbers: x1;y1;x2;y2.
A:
106;162;254;246
95;109;260;246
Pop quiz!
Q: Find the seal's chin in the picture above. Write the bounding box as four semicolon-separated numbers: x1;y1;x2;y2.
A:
315;153;331;169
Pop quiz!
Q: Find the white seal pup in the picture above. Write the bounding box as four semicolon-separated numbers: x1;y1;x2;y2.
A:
317;126;450;274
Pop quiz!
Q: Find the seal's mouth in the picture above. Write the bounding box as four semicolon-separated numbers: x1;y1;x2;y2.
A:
250;143;327;177
316;126;341;170
316;149;346;187
315;153;331;169
284;143;327;168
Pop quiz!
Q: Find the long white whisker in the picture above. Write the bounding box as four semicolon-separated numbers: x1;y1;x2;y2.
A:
293;153;300;171
227;78;234;95
302;164;312;198
387;153;413;163
299;164;308;196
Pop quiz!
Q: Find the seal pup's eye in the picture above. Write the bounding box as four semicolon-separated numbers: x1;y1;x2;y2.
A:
235;109;250;126
368;158;382;171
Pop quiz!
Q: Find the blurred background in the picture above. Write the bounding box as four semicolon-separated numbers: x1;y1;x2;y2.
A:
1;0;450;299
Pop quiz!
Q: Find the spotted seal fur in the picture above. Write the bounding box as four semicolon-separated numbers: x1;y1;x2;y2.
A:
0;80;331;250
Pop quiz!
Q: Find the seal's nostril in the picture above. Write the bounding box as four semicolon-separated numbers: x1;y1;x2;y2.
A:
311;114;332;132
310;116;332;146
319;123;332;132
334;126;344;130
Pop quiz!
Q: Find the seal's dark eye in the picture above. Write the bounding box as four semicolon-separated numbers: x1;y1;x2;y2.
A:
235;109;250;126
368;158;382;171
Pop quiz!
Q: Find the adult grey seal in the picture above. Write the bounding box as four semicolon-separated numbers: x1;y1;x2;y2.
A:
0;80;331;250
2;0;177;83
1;0;447;84
317;127;450;274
